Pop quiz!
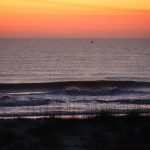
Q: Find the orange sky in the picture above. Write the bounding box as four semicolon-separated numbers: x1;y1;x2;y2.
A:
0;0;150;38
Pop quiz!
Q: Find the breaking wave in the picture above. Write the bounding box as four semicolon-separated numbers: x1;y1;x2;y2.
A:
0;80;150;117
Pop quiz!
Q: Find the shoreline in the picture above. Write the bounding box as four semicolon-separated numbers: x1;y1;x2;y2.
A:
1;110;150;119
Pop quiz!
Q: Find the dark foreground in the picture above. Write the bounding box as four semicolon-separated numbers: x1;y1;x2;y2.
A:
0;114;150;150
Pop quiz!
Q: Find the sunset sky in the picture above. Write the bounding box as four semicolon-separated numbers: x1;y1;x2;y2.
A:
0;0;150;38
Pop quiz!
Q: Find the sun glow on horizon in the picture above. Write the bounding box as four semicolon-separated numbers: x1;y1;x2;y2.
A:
0;0;150;37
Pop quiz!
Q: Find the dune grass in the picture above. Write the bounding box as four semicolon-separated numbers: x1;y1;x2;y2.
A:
0;113;150;150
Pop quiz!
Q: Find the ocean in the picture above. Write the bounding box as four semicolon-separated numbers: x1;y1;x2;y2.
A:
0;38;150;117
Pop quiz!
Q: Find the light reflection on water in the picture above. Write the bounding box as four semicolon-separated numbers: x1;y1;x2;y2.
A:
1;103;150;117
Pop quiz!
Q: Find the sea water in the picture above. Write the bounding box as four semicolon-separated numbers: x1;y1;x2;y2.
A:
0;38;150;117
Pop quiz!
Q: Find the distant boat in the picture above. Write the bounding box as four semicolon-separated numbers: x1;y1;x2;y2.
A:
90;41;94;43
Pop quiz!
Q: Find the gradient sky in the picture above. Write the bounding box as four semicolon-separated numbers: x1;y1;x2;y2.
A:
0;0;150;37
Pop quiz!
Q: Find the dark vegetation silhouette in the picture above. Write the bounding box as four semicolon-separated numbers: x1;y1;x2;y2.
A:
0;113;150;150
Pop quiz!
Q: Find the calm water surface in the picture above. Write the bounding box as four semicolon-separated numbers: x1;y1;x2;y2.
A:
0;38;150;83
